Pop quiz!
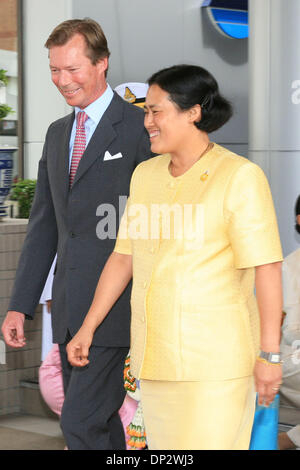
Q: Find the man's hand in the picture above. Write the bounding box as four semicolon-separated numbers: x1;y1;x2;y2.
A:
66;326;93;367
1;311;26;348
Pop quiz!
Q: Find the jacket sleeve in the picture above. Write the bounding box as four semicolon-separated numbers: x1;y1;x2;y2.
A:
8;127;58;318
224;162;283;268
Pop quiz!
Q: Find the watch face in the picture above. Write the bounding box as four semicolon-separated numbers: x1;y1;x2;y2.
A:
260;351;281;362
272;354;280;362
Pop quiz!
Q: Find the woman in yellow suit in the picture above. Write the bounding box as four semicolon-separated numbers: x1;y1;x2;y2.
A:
66;65;283;450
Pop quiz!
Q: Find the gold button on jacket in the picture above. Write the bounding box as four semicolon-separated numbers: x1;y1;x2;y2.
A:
115;144;283;381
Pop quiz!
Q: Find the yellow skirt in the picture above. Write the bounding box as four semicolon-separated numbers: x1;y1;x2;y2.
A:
140;376;256;450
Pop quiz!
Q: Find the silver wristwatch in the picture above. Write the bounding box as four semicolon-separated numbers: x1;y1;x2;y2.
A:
259;350;282;364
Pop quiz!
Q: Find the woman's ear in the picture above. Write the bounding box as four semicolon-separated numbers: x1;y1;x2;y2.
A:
188;104;202;124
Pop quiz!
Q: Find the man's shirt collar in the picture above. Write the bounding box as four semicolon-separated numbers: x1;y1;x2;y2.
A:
74;84;114;124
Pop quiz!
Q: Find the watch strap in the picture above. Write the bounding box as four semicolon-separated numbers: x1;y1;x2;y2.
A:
259;350;281;364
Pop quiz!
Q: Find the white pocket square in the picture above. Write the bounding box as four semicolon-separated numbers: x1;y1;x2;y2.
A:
103;151;123;161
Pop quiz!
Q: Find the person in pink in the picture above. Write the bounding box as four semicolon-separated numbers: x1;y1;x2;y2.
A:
39;345;140;449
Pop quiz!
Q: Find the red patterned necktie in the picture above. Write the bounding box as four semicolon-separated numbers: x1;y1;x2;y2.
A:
69;111;88;187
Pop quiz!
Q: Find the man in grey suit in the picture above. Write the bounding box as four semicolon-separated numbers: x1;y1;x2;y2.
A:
1;19;150;450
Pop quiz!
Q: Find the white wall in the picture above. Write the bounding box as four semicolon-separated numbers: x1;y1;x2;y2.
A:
249;0;300;256
23;0;249;177
73;0;249;157
22;0;72;178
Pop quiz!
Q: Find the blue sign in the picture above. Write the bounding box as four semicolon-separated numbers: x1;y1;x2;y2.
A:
202;0;248;39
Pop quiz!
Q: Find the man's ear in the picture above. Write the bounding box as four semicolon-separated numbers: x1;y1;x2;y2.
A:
96;56;108;74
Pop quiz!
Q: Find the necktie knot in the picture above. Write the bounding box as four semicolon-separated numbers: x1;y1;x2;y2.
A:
76;111;88;128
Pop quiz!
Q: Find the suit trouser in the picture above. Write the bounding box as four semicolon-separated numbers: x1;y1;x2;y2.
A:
59;333;129;450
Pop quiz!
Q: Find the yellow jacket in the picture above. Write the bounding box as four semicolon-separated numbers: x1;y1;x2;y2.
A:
115;144;283;381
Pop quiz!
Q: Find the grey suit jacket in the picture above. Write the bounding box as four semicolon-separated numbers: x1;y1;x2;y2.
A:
9;92;151;347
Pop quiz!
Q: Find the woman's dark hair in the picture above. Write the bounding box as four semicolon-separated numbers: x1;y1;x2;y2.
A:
295;195;300;234
148;64;233;133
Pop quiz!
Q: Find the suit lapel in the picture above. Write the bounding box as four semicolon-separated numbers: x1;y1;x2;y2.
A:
58;112;74;202
71;93;124;188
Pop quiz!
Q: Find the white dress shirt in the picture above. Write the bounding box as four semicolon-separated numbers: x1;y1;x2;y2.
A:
68;84;114;169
